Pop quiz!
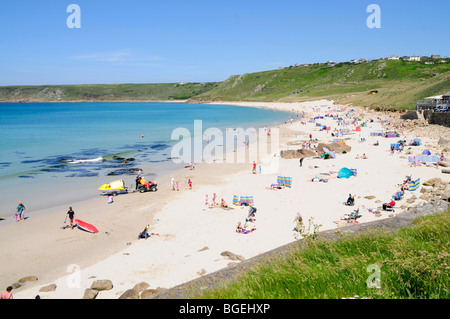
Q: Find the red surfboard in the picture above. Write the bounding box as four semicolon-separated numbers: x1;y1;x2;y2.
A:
75;219;99;233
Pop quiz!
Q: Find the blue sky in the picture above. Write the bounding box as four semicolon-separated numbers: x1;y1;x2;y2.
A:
0;0;448;85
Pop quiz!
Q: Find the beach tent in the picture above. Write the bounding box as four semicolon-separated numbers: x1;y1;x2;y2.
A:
409;178;420;191
277;176;293;188
411;139;422;146
355;126;361;131
422;150;431;155
338;167;355;179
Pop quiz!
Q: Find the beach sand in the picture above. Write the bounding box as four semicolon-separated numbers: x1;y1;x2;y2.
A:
3;100;450;299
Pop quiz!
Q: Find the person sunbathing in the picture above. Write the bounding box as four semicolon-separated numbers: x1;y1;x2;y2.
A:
220;198;228;208
382;201;395;211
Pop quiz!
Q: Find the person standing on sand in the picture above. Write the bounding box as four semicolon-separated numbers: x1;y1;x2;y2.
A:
16;201;25;221
252;161;257;174
65;207;75;229
171;176;175;191
188;179;192;190
135;175;141;190
299;157;304;167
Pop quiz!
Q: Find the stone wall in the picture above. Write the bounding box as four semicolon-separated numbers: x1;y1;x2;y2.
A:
424;110;450;127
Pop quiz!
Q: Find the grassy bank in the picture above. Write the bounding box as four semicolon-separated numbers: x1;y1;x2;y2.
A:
0;82;219;102
194;212;449;299
192;59;450;111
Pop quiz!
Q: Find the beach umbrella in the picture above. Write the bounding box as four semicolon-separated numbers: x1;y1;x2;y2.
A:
323;147;336;159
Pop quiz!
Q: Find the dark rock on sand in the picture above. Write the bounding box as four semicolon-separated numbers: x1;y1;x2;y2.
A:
83;289;99;299
19;276;38;283
39;284;57;292
90;279;113;291
119;289;140;299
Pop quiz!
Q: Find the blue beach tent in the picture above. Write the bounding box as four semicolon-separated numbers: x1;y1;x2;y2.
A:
338;167;354;179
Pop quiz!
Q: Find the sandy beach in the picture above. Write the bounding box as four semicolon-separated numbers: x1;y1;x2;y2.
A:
3;99;450;299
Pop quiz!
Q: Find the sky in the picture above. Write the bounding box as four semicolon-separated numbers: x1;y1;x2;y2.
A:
0;0;449;86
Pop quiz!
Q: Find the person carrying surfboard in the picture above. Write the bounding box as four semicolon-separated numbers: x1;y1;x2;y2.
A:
65;207;75;229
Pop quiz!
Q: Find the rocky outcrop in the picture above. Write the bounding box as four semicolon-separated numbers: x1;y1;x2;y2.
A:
280;149;317;159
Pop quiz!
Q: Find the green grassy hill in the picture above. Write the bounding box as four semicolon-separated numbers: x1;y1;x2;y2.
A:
192;58;450;111
1;58;449;111
0;82;220;102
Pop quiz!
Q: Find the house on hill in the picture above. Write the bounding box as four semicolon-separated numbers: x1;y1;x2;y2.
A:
416;92;450;111
402;56;421;61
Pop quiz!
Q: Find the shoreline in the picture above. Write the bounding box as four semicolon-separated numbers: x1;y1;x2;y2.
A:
5;99;450;299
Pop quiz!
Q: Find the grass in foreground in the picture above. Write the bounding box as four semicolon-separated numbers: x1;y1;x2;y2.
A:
195;212;449;299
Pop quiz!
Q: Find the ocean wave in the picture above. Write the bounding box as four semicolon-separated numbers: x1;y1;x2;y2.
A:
66;157;104;164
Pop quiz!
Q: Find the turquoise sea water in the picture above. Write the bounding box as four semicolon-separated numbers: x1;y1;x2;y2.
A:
0;102;293;216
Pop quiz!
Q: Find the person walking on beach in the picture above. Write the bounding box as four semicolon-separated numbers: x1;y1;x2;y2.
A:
171;176;175;191
65;207;75;229
252;161;257;174
16;201;25;221
1;286;13;299
188;179;192;190
299;157;304;167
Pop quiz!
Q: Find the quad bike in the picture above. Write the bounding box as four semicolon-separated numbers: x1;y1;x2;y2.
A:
137;180;158;193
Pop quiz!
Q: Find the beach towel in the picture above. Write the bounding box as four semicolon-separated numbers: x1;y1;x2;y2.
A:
408;155;440;163
277;176;293;188
409;178;420;191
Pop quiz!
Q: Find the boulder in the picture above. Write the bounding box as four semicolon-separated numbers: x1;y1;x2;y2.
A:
423;178;442;187
220;251;246;261
133;282;150;293
18;276;38;283
119;289;140;299
90;279;113;291
140;289;160;299
82;289;99;299
39;284;57;292
280;149;317;159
